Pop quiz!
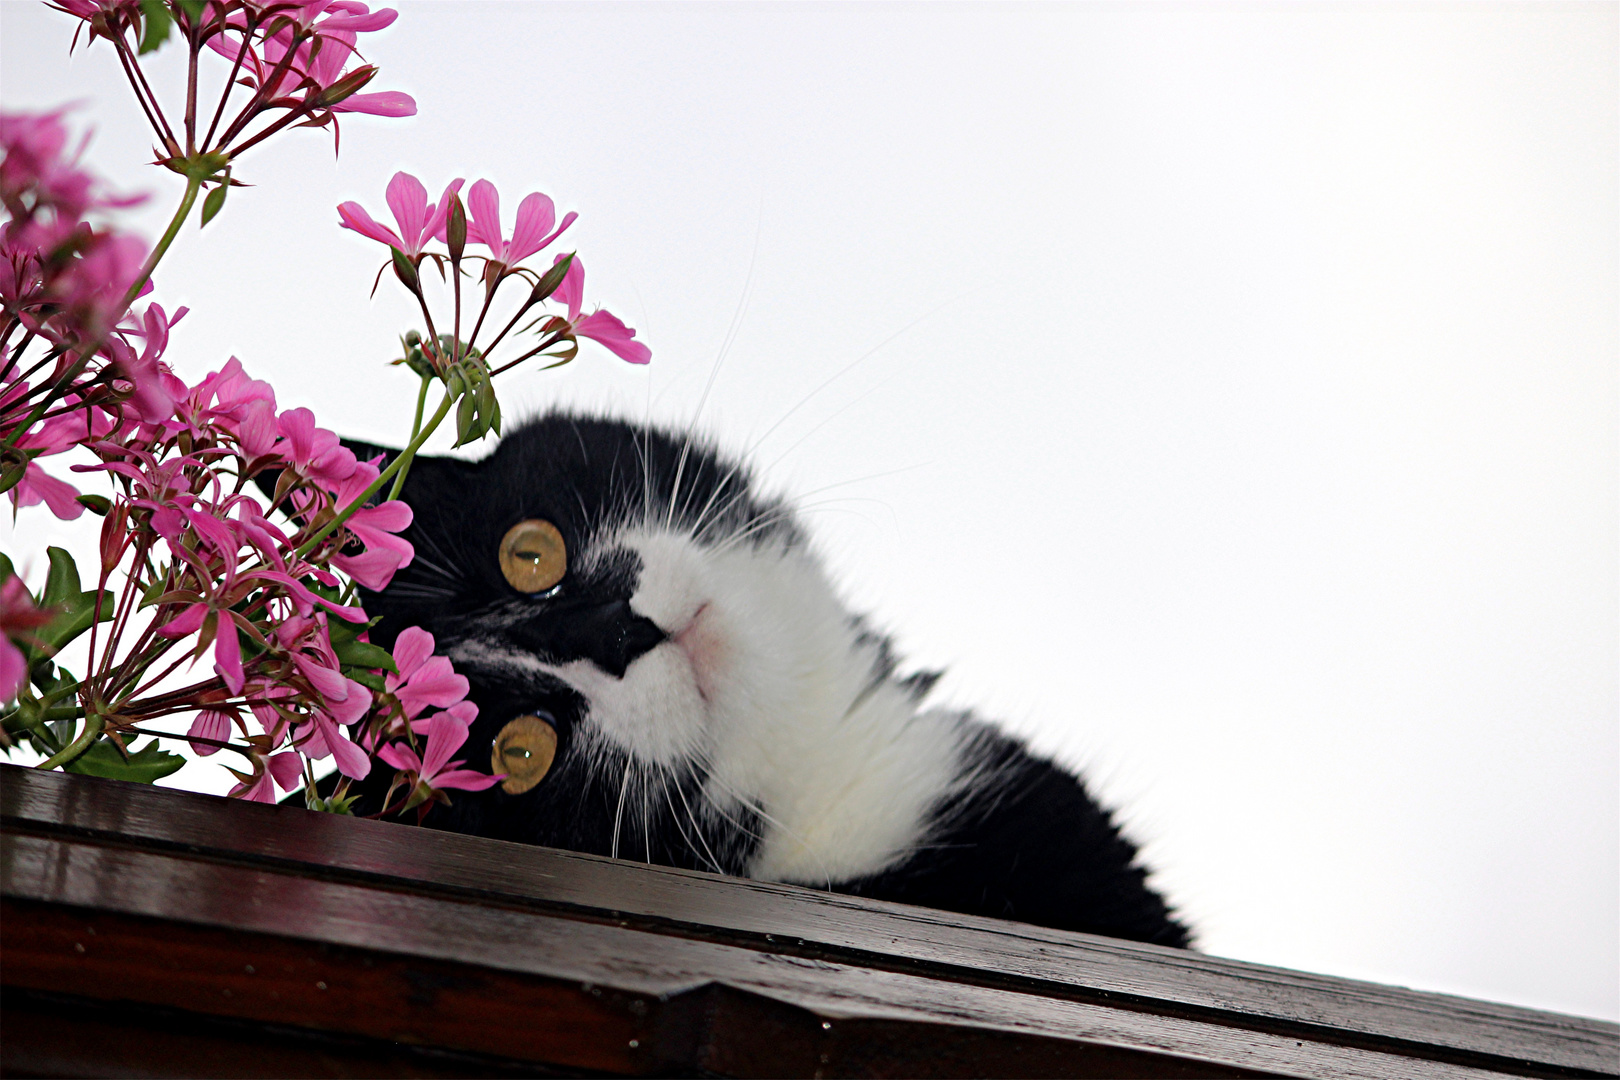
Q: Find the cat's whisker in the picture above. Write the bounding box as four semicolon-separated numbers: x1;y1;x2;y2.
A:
664;207;763;535
653;765;720;875
610;753;633;860
667;762;729;875
687;458;759;542
695;766;828;886
408;525;466;586
640;766;653;864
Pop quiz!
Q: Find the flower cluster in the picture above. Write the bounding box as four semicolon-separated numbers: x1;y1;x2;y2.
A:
3;1;649;817
52;0;413;170
1;108;173;520
339;171;648;446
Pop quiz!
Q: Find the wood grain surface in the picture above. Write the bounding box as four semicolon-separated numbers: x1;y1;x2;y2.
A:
2;764;1615;1079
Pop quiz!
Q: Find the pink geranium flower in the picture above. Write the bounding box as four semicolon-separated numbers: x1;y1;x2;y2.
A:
8;462;84;520
155;604;247;694
465;179;576;268
327;458;414;590
105;302;183;423
386;626;469;720
204;3;416;120
337;172;464;257
275;407;358;487
377;709;500;795
549;254;652;365
229;750;305;803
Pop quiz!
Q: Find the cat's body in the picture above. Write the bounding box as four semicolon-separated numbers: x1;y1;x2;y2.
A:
340;412;1189;947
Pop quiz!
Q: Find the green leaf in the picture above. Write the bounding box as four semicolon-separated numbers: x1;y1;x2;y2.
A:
30;663;73;697
137;576;168;609
174;0;208;21
75;494;112;516
0;552;13;583
200;183;227;228
137;0;173;53
333;637;397;673
64;739;186;784
345;668;386;693
29;551;112;659
42;547;82;608
325;618;360;649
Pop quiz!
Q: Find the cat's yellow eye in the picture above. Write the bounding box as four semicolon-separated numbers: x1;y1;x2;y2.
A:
499;519;566;593
492;714;558;794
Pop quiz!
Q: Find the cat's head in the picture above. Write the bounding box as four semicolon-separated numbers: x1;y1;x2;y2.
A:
342;411;864;871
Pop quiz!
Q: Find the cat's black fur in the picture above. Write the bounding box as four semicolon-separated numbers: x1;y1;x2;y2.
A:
307;413;1189;948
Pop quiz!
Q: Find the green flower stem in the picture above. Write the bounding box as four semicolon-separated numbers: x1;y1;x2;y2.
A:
296;385;456;559
34;710;104;771
2;704;60;752
388;374;433;501
122;173;204;311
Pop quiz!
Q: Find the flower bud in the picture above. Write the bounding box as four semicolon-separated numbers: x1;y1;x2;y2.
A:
315;65;379;108
391;247;421;295
445;193;466;262
528;252;574;305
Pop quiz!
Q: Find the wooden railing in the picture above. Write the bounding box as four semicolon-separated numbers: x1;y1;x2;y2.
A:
2;763;1615;1079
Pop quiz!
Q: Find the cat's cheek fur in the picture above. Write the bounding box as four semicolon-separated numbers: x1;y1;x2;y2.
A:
615;527;967;886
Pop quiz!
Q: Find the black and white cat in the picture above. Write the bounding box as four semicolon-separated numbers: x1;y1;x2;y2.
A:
339;412;1189;948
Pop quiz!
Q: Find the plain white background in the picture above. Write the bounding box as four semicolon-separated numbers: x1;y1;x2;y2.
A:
3;1;1615;1020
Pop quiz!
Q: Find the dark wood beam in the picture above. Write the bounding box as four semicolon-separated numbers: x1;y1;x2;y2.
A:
3;764;1614;1078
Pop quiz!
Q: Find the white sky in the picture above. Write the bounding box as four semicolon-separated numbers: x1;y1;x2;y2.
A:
3;1;1615;1021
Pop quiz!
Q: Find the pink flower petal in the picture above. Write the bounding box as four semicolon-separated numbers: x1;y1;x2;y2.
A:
552;253;584;322
385;171;429;254
214;616;244;694
231;771;278;803
465;179;505;261
431;767;502;792
186;709;233;756
295;655;350;701
575;309;651;365
424;178;465;243
336;200;404;249
155;603;208;639
333;91;417;117
332;546;406;591
314;711;371;780
12;463;84;519
1;639;26;702
268;751;305;791
376;739;422;774
389;626;435;685
421;709;470;779
326;678;374;727
505;192;556;265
